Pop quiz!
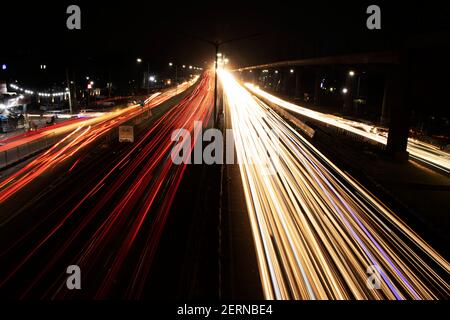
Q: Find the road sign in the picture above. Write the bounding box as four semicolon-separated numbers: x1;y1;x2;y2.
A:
119;125;134;143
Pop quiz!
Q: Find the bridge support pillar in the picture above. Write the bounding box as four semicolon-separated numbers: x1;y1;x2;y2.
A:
385;62;411;161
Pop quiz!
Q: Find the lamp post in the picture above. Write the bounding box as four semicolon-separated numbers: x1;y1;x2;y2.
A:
182;33;263;127
137;58;150;95
214;44;219;125
65;67;73;114
169;62;178;84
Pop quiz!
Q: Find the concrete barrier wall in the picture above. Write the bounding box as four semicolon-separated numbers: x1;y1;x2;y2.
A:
0;133;57;169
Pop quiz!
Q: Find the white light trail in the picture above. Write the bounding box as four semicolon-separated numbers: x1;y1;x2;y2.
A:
245;84;450;173
221;70;450;300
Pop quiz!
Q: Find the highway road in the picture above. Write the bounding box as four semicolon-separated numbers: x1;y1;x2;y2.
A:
221;70;450;300
0;83;195;170
0;73;213;298
0;79;196;203
0;69;448;300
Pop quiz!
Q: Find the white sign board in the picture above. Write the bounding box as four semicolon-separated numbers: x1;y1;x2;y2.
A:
119;126;134;143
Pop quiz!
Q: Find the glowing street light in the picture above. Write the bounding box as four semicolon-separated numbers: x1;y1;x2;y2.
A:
136;58;151;94
290;69;294;74
342;87;348;94
349;70;355;77
168;63;178;84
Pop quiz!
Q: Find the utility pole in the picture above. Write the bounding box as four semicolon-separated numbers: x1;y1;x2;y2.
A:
169;62;179;93
175;64;178;95
108;69;112;98
182;33;263;127
138;58;151;95
72;70;78;112
214;42;219;125
147;62;150;95
66;67;73;114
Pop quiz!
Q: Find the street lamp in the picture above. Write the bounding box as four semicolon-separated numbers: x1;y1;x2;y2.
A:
137;58;150;94
169;62;178;84
342;87;348;94
183;32;263;126
349;70;361;98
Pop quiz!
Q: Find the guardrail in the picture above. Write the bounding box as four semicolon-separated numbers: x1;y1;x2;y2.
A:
0;133;58;169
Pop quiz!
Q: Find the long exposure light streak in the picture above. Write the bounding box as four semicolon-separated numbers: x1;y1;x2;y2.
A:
0;73;213;299
245;84;450;173
221;70;450;300
0;80;196;204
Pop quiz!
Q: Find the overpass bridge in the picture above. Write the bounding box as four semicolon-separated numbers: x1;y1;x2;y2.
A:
232;51;429;161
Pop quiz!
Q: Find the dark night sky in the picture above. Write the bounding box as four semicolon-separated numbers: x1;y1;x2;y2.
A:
1;1;449;91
